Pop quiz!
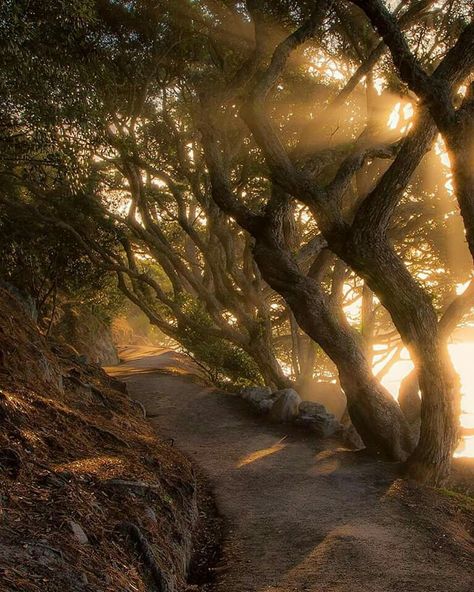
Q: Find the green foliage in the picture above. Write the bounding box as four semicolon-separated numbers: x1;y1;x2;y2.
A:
437;488;474;509
177;299;263;388
2;0;473;395
0;183;124;329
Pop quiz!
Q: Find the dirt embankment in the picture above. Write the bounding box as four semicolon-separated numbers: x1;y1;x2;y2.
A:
0;289;218;592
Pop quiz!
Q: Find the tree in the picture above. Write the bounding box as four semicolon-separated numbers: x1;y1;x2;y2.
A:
195;0;474;482
0;0;294;388
1;0;473;484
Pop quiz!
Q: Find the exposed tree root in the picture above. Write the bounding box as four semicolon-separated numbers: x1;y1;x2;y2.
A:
119;521;170;592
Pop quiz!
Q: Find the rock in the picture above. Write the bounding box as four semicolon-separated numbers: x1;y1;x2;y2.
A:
299;380;346;419
269;389;301;422
299;401;329;416
143;506;158;525
258;398;274;414
296;400;341;437
240;386;272;407
298;414;341;437
69;521;88;544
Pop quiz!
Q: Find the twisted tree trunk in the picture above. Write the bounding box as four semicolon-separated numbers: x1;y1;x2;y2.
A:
246;335;292;390
336;236;461;484
398;369;420;426
253;237;414;460
406;343;460;484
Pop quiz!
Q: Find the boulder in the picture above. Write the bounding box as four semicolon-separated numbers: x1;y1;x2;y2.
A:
299;380;346;419
258;398;275;414
296;400;341;438
269;389;301;422
240;386;272;407
299;414;341;438
299;401;329;417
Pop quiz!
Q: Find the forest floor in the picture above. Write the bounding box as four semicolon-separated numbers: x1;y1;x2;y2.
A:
108;346;474;592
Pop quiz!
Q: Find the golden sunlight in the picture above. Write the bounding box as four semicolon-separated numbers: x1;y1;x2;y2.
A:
236;439;287;468
380;341;474;458
387;100;414;133
344;281;474;458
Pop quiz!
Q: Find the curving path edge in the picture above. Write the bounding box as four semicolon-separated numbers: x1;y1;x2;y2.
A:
107;346;473;592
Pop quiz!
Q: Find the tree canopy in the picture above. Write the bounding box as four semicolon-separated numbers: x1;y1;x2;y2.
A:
1;0;473;484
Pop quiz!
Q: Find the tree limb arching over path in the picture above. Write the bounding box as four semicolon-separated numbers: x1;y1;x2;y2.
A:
108;348;473;592
2;0;474;487
200;0;474;485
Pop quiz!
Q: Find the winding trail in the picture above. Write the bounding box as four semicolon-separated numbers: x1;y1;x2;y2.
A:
108;347;473;592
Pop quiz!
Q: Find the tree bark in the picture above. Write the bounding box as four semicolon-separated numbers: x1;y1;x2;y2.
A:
246;335;292;390
406;343;460;485
446;119;474;261
398;369;420;426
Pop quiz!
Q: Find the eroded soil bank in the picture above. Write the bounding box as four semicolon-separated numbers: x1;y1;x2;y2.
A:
0;290;216;592
110;346;474;592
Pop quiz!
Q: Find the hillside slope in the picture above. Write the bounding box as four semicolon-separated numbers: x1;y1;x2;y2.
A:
0;288;216;592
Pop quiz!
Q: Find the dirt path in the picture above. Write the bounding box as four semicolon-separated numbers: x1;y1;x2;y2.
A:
108;347;473;592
